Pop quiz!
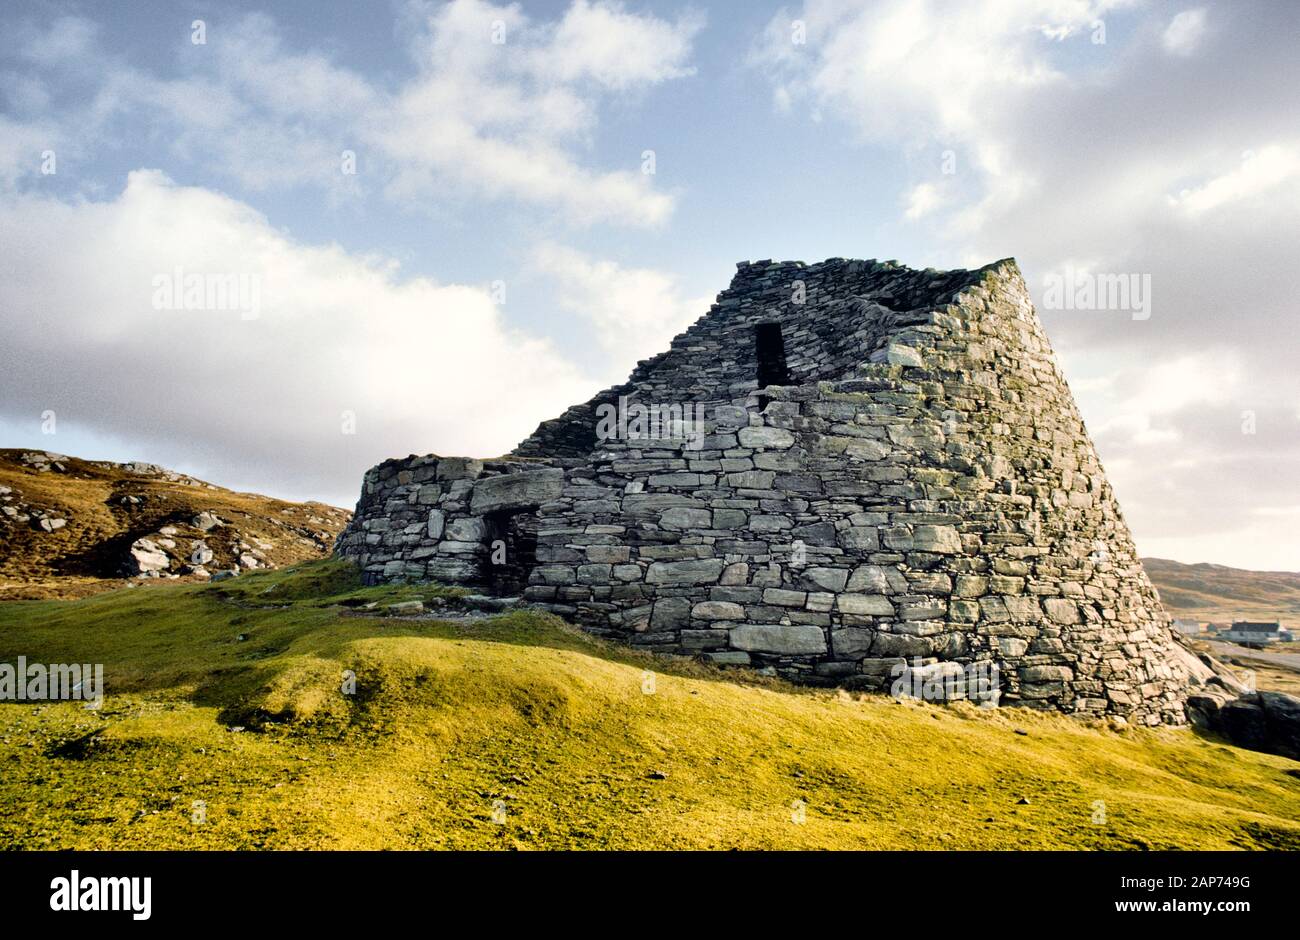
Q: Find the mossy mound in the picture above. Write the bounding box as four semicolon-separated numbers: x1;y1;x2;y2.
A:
1;560;1297;849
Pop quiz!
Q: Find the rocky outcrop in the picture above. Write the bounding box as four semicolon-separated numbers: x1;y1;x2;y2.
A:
126;538;171;575
121;525;275;579
0;449;351;599
1187;688;1300;760
335;257;1192;725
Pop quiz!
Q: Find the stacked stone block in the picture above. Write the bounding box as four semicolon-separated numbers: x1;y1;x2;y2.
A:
336;257;1190;724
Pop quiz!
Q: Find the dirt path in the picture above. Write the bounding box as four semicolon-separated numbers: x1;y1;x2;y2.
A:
1206;640;1300;671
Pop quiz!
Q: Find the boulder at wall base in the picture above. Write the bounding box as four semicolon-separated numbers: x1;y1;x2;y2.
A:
729;623;827;655
1186;687;1300;761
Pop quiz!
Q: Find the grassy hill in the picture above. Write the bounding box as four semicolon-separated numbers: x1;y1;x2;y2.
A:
0;449;349;600
1;559;1297;850
1144;557;1300;625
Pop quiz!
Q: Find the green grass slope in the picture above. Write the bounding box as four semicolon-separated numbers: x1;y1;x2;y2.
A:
1;561;1297;850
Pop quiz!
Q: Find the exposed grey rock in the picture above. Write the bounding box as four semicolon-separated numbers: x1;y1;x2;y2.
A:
709;651;751;665
387;600;424;615
885;343;925;368
761;588;805;607
462;594;521;612
1186;689;1300;760
831;627;875;657
445;516;486;542
192;511;222;531
838;527;879;551
837;594;894;616
659;507;712;530
737;427;795;449
894;661;967;700
127;538;169;574
845;439;890;460
646;559;725;585
799;567;849;593
642;598;688;632
470;468;564;514
719;562;749;585
730;623;827;655
437;457;484;482
912;525;961;554
428;558;478;581
1043;598;1080;624
692;601;745;620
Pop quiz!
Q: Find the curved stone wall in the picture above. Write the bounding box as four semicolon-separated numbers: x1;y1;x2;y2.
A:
335;258;1189;724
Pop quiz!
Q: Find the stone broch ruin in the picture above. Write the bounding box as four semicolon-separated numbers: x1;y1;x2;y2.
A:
336;257;1192;725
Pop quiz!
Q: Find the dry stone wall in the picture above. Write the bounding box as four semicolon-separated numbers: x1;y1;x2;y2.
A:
335;258;1190;725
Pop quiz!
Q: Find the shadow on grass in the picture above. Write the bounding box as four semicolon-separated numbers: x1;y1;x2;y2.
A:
0;558;839;739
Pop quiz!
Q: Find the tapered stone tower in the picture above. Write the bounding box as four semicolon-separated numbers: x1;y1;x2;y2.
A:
336;258;1190;724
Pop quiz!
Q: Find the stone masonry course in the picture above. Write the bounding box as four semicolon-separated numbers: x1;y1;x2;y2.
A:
335;256;1190;725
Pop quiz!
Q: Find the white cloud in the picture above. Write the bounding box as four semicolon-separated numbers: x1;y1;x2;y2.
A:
752;0;1300;567
751;0;1123;233
1162;8;1207;56
903;181;944;219
536;0;704;89
0;172;594;504
1072;347;1300;567
0;114;59;188
754;0;1120;147
1169;145;1300;215
376;0;689;226
3;1;694;227
531;242;708;381
1087;353;1241;444
207;13;378;120
0;1;704;505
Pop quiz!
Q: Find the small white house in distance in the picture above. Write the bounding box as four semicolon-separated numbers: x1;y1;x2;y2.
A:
1171;619;1203;635
1219;621;1282;644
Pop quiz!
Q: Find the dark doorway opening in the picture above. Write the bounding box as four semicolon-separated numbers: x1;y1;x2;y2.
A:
483;509;539;596
755;322;790;409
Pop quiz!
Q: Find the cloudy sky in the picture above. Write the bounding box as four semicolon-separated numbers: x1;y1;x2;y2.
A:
1;0;1297;569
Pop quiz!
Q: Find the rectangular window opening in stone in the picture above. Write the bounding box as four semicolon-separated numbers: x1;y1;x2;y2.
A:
755;321;790;409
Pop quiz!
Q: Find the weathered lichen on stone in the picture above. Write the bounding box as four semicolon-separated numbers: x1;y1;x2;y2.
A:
335;257;1190;725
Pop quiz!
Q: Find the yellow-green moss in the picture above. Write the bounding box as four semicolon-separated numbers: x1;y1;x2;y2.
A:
1;560;1297;849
